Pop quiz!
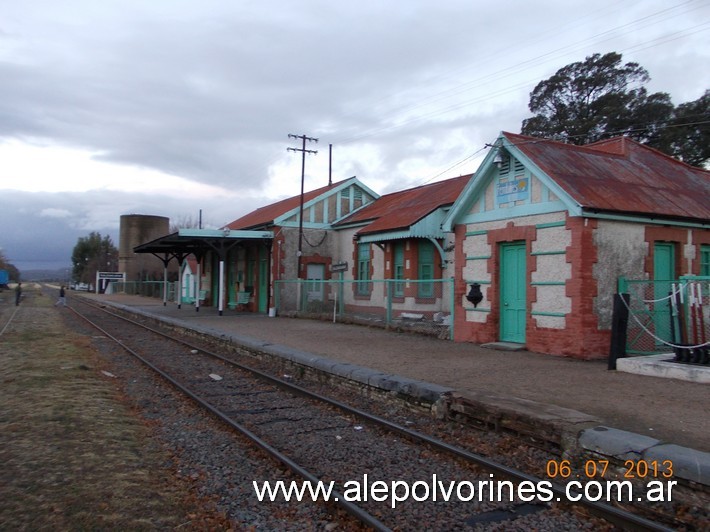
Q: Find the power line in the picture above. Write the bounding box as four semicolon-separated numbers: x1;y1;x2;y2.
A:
253;2;706;189
332;2;706;146
417;148;488;186
415;116;710;188
287;133;318;279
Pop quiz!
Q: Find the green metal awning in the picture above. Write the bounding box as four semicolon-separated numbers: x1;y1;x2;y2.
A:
133;228;274;257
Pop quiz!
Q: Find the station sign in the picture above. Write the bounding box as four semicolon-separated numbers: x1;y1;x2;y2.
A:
97;272;126;280
95;271;127;294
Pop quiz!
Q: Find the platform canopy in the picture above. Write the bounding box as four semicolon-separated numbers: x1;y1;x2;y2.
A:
133;228;274;258
132;228;274;315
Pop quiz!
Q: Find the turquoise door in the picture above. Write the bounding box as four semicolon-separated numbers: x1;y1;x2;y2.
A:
258;247;268;313
653;242;676;343
499;242;527;343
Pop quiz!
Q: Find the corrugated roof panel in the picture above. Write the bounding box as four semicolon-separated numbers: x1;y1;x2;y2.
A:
504;132;710;222
338;174;472;235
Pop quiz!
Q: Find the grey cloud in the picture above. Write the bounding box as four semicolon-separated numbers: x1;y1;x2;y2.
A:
1;0;707;271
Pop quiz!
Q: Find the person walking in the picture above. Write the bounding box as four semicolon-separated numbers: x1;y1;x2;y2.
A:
55;285;66;307
15;282;22;306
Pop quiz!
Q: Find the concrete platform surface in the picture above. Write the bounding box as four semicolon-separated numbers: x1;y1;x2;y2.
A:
78;293;710;485
617;353;710;384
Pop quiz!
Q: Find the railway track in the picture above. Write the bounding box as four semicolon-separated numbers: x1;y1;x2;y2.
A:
62;299;684;530
59;294;688;530
0;288;707;530
0;283;37;337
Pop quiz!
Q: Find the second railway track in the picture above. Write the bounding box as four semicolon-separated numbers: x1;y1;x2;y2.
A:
67;295;689;530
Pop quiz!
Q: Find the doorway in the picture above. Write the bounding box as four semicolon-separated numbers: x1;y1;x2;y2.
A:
499;242;527;343
653;242;676;343
258;246;269;313
306;263;325;303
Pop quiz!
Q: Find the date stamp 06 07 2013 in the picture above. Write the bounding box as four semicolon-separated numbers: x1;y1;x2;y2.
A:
546;459;674;480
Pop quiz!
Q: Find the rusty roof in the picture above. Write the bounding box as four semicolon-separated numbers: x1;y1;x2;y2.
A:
503;132;710;222
337;174;472;235
226;177;356;230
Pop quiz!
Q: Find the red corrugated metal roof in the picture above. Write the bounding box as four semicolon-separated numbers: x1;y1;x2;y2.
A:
503;132;710;221
226;178;356;230
337;174;472;235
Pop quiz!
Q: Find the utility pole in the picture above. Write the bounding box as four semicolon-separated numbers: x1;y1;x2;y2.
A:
287;134;318;279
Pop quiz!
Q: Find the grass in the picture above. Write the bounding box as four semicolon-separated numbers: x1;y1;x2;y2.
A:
0;286;231;530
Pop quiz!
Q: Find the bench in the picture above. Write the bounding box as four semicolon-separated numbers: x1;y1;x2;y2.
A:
228;291;250;310
183;289;208;305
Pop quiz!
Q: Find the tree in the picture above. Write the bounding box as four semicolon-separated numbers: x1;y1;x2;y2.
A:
661;90;710;168
521;52;708;167
0;249;20;282
170;214;204;233
71;232;118;285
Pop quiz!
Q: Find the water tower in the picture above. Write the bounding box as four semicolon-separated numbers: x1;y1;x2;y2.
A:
119;214;170;281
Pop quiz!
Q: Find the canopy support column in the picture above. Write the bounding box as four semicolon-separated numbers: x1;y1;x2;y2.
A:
218;259;225;316
175;253;188;309
163;262;168;306
195;254;202;313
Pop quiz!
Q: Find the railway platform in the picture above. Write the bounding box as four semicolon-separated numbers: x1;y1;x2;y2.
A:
77;292;709;486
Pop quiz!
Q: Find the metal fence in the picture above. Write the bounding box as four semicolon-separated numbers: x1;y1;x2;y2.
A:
618;276;710;356
274;278;455;340
111;281;175;300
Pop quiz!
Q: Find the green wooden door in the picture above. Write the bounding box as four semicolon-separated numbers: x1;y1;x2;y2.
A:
258;247;268;313
653;242;676;343
499;242;527;343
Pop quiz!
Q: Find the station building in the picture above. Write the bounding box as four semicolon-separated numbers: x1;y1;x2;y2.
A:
223;177;379;313
442;132;710;358
132;132;710;359
329;175;469;322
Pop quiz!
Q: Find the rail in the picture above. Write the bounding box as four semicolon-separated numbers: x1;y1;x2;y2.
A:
69;295;675;530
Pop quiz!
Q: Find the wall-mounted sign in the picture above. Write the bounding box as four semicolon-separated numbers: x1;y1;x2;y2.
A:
95;271;127;294
331;261;348;273
497;178;529;203
97;272;126;280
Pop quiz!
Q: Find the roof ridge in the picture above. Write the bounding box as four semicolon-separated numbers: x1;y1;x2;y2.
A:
503;131;710;222
503;132;708;173
503;131;629;157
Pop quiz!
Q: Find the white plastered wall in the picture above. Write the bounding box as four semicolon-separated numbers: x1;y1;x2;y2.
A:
531;220;571;329
462;212;569;326
592;221;647;328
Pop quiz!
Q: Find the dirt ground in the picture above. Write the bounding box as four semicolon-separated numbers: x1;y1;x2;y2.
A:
0;286;230;530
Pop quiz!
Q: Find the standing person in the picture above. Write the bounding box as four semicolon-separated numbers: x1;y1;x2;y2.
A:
15;282;22;306
55;285;66;307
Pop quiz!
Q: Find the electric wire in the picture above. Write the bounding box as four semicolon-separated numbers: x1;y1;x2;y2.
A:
251;1;708;195
331;0;703;141
411;115;709;188
330;3;708;146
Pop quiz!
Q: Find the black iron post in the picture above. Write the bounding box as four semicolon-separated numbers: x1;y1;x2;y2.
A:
608;293;630;370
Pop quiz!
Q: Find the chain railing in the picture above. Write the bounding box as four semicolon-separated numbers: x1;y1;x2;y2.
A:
274;278;455;340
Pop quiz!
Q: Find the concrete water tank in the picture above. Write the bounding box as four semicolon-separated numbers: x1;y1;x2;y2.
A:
119;214;170;281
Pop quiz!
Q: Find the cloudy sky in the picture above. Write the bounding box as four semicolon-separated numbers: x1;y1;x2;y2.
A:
1;0;708;271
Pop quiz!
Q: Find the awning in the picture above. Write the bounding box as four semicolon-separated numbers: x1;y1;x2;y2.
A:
132;228;273;315
133;228;274;257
